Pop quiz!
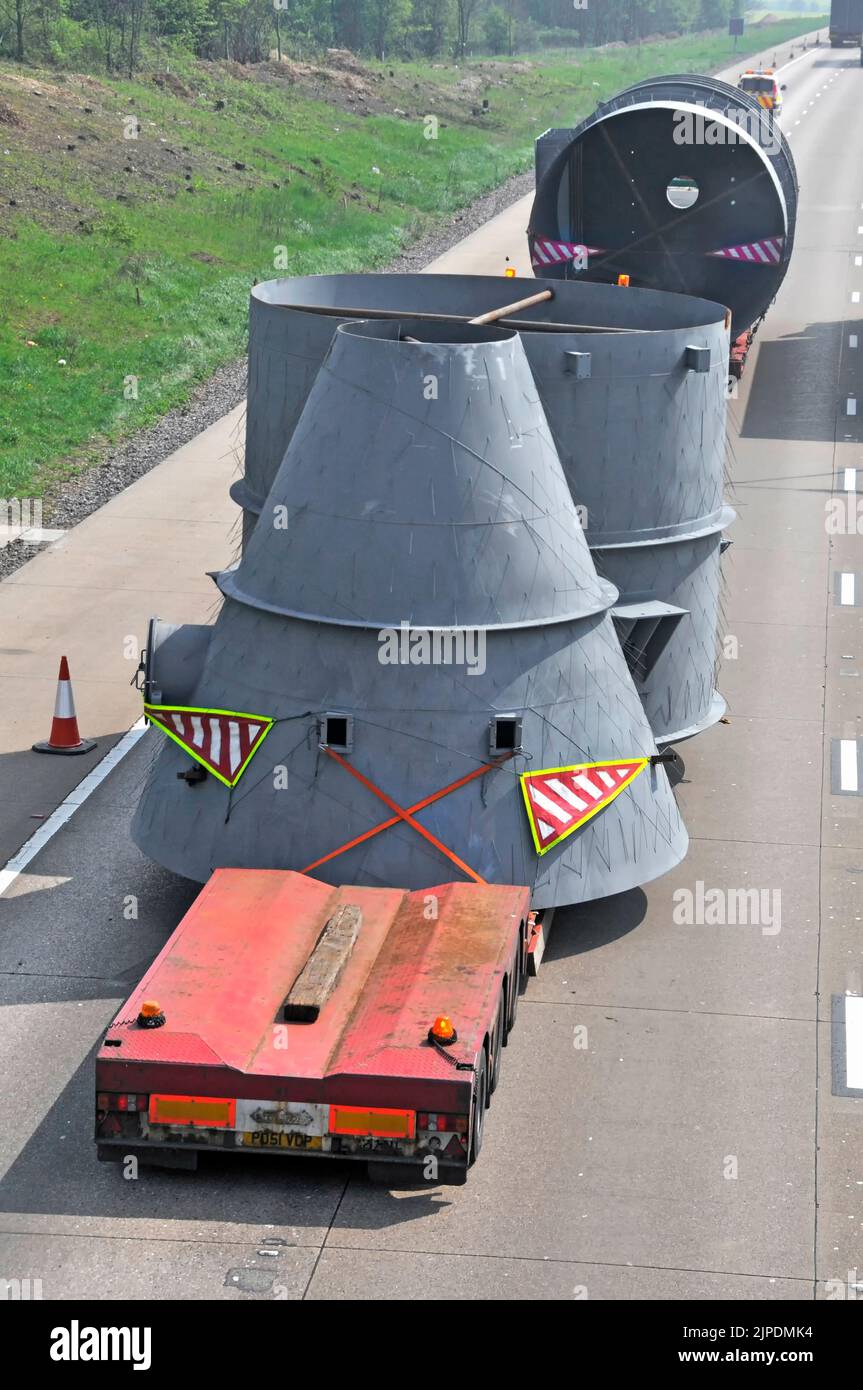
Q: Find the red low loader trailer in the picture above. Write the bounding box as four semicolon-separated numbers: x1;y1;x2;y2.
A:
96;869;534;1184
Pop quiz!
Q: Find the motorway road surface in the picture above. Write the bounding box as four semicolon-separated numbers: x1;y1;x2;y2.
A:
1;35;862;1301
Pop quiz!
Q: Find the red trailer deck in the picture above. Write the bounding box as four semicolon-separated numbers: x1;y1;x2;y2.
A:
96;869;532;1183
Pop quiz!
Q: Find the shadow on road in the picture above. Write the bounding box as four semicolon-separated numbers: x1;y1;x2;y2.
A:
739;319;861;444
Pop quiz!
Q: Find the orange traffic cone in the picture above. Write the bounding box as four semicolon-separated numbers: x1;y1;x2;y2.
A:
32;656;97;756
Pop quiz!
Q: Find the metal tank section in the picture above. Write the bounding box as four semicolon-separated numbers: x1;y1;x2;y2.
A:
132;320;688;907
524;317;734;743
236;272;731;743
528;73;798;338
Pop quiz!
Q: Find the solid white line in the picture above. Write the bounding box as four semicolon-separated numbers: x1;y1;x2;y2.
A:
840;573;855;606
846;995;863;1090
0;718;148;900
840;739;859;793
843;467;857;490
776;46;817;76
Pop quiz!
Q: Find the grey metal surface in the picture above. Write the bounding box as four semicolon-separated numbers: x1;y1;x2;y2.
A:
237;272;726;538
238;273;732;743
133;321;687;904
228;321;609;630
529;73;798;338
517;310;733;743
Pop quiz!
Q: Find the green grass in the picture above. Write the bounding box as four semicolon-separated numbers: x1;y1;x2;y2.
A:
0;16;826;502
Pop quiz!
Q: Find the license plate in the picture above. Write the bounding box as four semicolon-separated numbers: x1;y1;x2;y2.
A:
240;1130;321;1150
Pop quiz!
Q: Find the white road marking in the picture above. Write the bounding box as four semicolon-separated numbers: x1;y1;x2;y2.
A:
853;291;861;304
851;335;859;349
775;47;817;75
846;996;863;1090
0;719;148;900
840;739;859;793
849;400;859;417
856;256;863;267
843;467;857;490
840;573;856;606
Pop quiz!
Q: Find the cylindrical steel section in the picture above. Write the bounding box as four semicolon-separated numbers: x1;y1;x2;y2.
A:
528;73;798;337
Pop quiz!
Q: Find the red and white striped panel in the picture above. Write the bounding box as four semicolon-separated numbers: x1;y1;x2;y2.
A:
708;237;784;264
521;760;648;855
531;238;604;268
144;705;273;787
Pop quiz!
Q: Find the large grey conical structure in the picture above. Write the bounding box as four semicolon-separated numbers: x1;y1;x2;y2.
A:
232;272;732;742
133;320;687;907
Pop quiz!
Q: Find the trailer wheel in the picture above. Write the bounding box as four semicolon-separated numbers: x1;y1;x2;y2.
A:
488;992;504;1098
469;1047;489;1165
506;923;525;1037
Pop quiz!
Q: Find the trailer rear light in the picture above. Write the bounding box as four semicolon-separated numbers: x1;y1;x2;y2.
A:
98;1093;148;1113
418;1113;469;1135
617;274;630;287
329;1105;416;1139
149;1095;236;1128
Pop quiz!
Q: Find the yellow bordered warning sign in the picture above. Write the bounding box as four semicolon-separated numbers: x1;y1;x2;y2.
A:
521;759;648;855
144;704;274;789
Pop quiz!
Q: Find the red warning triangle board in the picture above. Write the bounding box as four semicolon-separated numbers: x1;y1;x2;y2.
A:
144;704;274;789
520;759;648;856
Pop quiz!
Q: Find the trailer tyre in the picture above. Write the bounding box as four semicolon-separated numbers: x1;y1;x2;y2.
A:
489;993;504;1098
506;922;526;1037
469;1048;489;1166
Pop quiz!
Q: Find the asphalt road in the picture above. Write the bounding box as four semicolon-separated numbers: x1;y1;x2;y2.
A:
2;35;862;1302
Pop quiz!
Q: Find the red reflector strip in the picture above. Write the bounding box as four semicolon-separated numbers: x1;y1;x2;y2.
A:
329;1105;416;1139
149;1095;236;1128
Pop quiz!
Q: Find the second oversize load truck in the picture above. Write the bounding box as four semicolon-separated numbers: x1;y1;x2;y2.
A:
528;73;799;380
829;0;863;46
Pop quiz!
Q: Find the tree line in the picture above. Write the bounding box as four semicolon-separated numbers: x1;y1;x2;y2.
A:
0;0;820;73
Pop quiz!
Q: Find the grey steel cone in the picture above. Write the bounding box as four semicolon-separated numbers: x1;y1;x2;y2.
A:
132;320;687;906
235;272;733;743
